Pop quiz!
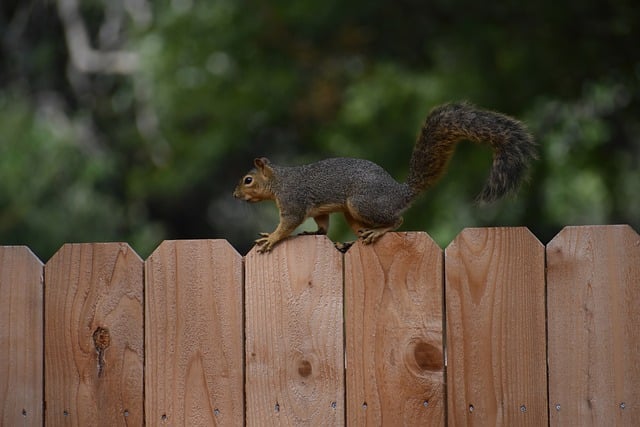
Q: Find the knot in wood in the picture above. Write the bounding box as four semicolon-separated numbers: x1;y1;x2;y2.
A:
412;341;442;372
93;327;111;350
297;359;312;377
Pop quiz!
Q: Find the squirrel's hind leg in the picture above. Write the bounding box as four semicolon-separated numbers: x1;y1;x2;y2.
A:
344;211;403;245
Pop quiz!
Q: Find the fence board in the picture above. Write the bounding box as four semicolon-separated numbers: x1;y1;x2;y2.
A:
345;232;445;426
0;246;43;426
145;240;244;426
445;227;547;426
2;225;636;426
547;225;640;426
245;236;344;426
44;243;144;426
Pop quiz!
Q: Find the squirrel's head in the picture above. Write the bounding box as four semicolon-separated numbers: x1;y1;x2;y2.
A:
233;157;276;202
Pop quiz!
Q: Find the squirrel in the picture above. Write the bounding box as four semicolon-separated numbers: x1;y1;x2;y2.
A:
233;102;536;253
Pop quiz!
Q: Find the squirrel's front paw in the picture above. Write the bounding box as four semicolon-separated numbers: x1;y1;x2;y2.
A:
255;234;275;253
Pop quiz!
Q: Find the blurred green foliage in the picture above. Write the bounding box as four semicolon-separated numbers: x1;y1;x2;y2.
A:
1;0;638;259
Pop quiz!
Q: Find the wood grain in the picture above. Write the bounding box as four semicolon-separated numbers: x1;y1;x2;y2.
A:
445;227;547;426
145;240;244;426
345;232;445;426
44;243;144;426
547;225;640;426
0;246;43;426
245;235;344;426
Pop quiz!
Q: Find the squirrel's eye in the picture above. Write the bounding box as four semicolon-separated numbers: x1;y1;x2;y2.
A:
244;176;253;185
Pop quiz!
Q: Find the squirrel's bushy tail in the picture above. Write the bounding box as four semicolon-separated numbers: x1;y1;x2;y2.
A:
406;102;537;203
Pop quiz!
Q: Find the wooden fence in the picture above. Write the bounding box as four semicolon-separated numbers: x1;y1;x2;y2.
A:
1;225;638;426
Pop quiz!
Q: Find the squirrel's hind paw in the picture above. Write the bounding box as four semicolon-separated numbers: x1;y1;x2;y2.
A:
357;218;402;244
358;228;387;244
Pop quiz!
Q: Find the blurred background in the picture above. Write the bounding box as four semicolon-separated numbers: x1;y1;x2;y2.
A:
1;0;638;259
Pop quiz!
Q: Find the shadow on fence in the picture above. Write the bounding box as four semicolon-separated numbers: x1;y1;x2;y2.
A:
1;225;639;426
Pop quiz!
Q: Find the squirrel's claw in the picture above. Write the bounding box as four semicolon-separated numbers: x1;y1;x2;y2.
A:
255;235;275;253
255;241;272;253
358;219;400;244
358;228;385;245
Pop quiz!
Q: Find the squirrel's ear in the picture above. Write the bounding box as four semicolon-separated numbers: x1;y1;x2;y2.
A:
254;157;273;176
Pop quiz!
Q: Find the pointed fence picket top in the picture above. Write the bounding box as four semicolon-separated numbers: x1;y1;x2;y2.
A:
345;232;445;426
445;227;547;426
44;243;144;426
244;235;344;426
547;225;640;426
145;239;244;426
0;246;44;425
